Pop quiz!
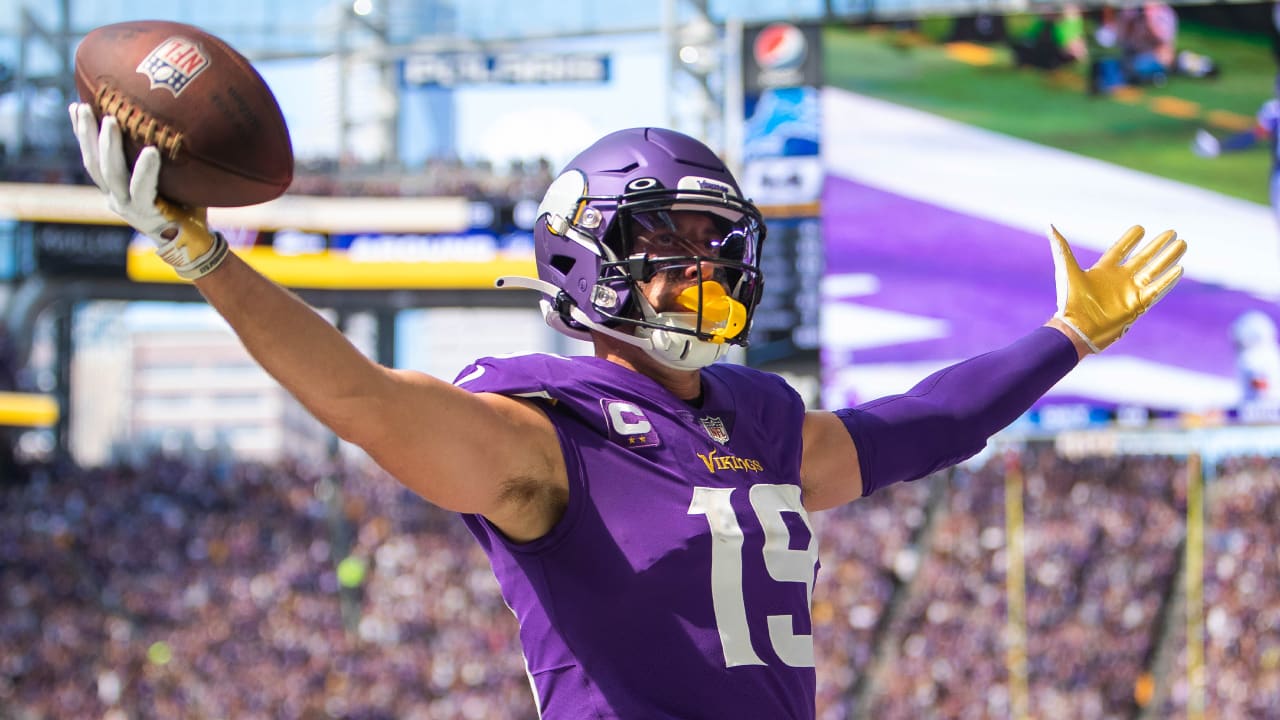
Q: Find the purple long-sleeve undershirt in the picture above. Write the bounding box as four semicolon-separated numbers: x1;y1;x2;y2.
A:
836;326;1080;496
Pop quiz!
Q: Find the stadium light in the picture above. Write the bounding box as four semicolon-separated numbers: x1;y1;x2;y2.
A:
677;14;720;75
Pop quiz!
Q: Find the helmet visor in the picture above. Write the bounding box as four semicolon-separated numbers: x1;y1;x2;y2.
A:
598;205;765;344
623;207;759;268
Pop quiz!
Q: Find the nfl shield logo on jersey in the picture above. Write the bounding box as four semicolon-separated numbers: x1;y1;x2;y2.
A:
700;416;730;444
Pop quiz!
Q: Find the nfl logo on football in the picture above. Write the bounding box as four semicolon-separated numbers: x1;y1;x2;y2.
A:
700;417;730;444
136;37;210;96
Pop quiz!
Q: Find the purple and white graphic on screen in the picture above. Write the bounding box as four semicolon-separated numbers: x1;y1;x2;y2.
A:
821;176;1278;416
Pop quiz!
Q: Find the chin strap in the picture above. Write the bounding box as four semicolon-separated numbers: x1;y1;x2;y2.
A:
496;275;729;370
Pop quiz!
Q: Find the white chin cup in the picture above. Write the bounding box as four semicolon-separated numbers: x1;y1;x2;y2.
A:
634;312;730;371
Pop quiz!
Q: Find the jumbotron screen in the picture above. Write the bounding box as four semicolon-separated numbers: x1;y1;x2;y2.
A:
806;7;1277;430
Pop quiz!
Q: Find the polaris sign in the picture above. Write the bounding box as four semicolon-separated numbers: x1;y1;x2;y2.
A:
402;52;611;87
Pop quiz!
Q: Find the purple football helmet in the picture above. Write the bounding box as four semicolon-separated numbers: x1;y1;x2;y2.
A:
499;128;766;370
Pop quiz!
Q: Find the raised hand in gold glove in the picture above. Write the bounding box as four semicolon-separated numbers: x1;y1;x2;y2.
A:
69;103;228;280
1049;224;1186;354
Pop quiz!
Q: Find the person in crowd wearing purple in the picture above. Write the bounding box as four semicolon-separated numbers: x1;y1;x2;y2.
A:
69;103;1185;719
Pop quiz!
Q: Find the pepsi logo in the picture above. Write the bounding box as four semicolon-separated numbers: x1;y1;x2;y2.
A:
753;23;807;71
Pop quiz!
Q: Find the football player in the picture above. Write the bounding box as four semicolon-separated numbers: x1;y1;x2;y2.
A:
1192;78;1279;232
70;105;1185;719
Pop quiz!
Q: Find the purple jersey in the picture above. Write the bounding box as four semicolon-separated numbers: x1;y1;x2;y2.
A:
454;353;816;719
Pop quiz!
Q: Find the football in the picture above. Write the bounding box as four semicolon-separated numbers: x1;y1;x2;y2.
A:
74;20;293;208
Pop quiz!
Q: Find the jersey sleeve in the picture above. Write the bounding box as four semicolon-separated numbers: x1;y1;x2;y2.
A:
452;353;576;400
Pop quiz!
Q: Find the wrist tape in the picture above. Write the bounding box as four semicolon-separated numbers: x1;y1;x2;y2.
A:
157;231;230;280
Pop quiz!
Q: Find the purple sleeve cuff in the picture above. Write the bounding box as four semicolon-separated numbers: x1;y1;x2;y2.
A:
836;326;1079;497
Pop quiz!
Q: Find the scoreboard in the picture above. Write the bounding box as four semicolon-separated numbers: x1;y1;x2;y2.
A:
748;216;822;367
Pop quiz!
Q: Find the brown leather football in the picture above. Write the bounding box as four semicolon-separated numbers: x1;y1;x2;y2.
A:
74;20;294;207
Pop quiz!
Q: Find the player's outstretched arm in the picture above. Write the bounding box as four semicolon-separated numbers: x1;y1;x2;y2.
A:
69;104;565;542
800;224;1186;511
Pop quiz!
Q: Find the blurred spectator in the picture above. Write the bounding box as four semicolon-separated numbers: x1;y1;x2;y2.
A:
1010;4;1089;72
1091;1;1218;95
946;13;1009;44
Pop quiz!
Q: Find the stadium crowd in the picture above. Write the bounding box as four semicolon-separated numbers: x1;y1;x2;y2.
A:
2;149;556;203
809;473;934;719
0;448;932;719
867;450;1185;719
3;444;1278;718
1159;454;1280;718
287;157;555;201
1;455;533;719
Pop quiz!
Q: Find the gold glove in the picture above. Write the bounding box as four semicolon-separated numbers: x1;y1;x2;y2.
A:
70;103;228;280
1049;224;1186;353
151;200;229;280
